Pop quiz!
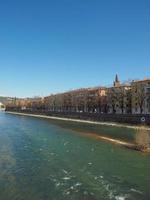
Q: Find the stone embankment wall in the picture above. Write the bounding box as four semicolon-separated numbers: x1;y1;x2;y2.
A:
5;109;150;125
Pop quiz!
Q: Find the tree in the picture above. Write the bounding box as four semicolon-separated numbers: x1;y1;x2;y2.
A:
116;87;125;114
133;82;146;114
135;126;150;151
107;88;117;113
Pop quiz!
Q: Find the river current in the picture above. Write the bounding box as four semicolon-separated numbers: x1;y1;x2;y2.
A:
0;112;150;200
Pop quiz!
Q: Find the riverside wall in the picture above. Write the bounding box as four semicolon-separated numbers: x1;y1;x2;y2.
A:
5;109;150;125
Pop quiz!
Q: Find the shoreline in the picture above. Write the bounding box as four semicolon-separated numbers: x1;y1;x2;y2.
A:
5;111;150;130
5;111;150;153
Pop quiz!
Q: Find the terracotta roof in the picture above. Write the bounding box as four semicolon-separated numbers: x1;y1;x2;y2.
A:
132;78;150;83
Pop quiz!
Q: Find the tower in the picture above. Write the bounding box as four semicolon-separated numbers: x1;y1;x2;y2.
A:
113;74;120;87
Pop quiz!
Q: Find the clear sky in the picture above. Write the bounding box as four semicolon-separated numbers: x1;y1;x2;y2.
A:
0;0;150;97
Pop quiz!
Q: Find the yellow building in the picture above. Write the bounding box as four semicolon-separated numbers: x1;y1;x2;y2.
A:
44;87;107;113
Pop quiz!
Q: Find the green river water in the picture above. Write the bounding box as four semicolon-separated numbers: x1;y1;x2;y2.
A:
0;112;150;200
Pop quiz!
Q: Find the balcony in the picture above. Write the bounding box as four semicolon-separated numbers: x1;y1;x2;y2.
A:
145;83;150;89
146;88;150;95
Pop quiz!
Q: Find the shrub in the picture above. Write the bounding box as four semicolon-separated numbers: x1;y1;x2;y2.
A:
135;126;150;151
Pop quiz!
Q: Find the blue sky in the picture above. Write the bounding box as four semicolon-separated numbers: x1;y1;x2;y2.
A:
0;0;150;97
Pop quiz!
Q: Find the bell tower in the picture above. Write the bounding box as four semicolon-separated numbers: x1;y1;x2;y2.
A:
113;74;120;87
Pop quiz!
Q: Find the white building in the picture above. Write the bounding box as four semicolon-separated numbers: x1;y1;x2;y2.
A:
0;102;5;110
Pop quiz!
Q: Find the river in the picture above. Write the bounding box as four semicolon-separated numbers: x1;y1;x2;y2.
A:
0;112;150;200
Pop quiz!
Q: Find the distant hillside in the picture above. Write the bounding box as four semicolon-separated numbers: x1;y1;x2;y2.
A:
0;96;15;104
0;96;42;104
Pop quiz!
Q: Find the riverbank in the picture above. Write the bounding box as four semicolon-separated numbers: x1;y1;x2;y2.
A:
6;111;150;153
6;111;150;130
5;108;150;125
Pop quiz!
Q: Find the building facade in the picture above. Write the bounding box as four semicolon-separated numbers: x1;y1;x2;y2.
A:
107;75;132;114
44;87;107;113
131;79;150;114
5;75;150;115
